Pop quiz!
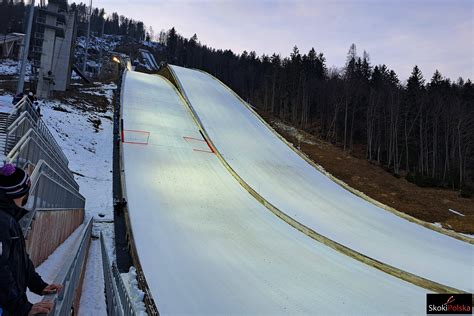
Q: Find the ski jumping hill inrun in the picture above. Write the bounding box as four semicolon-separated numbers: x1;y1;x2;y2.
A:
167;65;473;294
121;71;429;314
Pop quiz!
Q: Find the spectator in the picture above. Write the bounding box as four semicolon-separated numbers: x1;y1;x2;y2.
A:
0;164;62;315
35;102;41;117
26;92;36;104
11;93;24;105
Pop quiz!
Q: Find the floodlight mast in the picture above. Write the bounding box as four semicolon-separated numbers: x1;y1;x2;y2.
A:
16;0;35;94
82;0;93;74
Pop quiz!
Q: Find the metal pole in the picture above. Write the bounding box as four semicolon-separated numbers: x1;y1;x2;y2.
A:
98;14;106;78
16;0;35;95
82;0;93;74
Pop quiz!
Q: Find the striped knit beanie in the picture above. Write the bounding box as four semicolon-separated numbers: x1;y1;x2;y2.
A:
0;164;31;199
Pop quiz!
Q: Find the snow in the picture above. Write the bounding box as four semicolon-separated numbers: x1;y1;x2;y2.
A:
170;65;474;293
272;120;317;145
79;82;116;104
139;50;159;71
74;35;121;76
141;40;163;50
448;208;465;216
94;222;115;261
77;222;114;316
0;58;31;79
71;71;81;80
77;238;107;315
39;84;114;220
36;85;118;312
0;94;14;113
0;81;118;311
121;71;427;314
0;73;142;312
75;35;121;54
27;222;86;303
37;81;148;314
121;267;147;315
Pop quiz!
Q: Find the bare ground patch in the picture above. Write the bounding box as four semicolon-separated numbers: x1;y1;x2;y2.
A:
260;113;474;235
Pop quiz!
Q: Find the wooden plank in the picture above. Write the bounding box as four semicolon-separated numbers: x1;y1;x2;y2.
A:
25;209;85;267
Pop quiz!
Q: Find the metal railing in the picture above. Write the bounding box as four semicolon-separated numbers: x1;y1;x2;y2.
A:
3;95;85;235
19;160;85;234
101;232;137;316
4;91;90;316
6;127;77;189
27;160;84;209
41;218;93;316
7;96;69;166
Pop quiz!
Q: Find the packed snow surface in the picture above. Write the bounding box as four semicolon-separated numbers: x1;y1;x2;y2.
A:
78;237;107;315
170;65;474;292
121;71;427;314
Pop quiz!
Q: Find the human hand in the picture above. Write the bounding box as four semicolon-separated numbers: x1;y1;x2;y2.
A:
28;301;54;315
42;283;63;295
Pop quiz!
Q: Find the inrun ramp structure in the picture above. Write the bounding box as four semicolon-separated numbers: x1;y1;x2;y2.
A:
167;65;474;293
121;71;427;314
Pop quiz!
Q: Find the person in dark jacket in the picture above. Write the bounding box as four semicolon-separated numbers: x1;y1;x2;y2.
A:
0;164;62;315
11;93;24;105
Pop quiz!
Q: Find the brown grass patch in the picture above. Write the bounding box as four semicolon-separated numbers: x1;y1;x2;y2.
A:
260;114;474;234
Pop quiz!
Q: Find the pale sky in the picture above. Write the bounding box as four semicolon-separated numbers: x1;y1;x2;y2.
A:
95;0;474;81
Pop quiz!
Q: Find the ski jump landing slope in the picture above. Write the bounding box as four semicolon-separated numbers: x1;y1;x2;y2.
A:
168;65;474;293
121;71;426;314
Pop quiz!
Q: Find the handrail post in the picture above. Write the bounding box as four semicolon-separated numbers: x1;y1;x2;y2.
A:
100;232;138;316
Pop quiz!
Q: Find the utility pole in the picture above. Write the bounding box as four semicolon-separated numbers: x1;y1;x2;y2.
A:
98;12;106;78
16;0;35;95
82;0;92;74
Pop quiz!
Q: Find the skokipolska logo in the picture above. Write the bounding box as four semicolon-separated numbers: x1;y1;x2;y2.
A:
426;294;472;314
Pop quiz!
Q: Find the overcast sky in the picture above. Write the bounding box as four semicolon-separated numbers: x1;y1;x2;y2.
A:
95;0;473;81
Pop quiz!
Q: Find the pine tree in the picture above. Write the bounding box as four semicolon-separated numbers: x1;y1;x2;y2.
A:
166;27;178;61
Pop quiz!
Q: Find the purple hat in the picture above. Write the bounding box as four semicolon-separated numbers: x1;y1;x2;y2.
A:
0;164;31;199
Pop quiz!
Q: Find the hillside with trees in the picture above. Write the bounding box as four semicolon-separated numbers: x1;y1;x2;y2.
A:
1;1;472;195
0;1;146;41
157;28;474;195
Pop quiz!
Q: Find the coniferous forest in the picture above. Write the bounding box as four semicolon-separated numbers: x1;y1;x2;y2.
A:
1;1;473;193
0;1;146;40
162;29;473;193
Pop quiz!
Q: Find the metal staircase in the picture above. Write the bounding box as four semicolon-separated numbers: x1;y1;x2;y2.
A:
0;96;91;316
0;112;9;161
1;96;85;232
0;111;16;161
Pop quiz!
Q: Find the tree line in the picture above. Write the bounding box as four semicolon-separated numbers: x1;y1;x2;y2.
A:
2;2;472;193
71;2;145;41
0;0;27;34
0;1;147;42
159;28;473;193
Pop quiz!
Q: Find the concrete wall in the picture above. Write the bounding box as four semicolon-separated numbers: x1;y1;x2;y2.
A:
52;11;76;92
36;3;59;99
